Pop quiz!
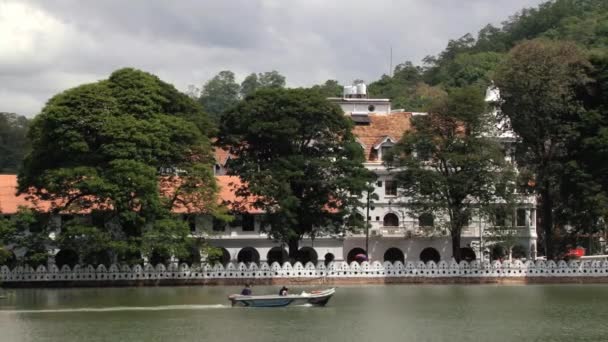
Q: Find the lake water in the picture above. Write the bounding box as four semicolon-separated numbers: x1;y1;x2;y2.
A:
1;284;607;342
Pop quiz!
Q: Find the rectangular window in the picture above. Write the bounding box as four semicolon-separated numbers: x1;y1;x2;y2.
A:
229;214;242;228
185;215;196;232
242;214;255;231
212;218;225;232
493;207;513;227
418;213;434;227
381;146;393;160
385;180;397;196
516;209;526;227
376;181;383;187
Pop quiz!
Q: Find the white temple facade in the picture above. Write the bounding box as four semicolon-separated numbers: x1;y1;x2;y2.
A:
0;84;537;268
206;84;537;266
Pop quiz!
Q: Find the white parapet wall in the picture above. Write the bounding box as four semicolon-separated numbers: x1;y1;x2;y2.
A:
2;260;608;284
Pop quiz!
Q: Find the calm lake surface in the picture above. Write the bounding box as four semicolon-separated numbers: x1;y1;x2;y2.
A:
1;284;607;342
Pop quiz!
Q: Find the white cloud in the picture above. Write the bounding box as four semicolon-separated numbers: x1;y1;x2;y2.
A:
1;0;546;117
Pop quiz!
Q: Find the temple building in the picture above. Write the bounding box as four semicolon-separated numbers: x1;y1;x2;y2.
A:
0;84;537;267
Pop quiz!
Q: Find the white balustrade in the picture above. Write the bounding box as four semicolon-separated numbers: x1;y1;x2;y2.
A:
2;259;608;283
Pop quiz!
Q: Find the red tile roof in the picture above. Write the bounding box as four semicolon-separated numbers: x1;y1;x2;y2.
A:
0;174;261;215
0;175;52;214
352;112;413;162
213;147;232;166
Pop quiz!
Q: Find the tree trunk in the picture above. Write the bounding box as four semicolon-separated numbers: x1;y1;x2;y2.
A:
540;187;554;260
451;230;462;262
288;238;299;263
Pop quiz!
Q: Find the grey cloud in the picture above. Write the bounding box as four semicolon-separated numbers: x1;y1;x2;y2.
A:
4;0;545;117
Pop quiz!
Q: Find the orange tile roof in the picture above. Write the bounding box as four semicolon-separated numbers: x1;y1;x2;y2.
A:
352;112;413;162
213;147;232;166
0;175;52;214
0;174;261;215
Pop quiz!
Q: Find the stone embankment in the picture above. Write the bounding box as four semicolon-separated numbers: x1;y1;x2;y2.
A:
2;259;608;288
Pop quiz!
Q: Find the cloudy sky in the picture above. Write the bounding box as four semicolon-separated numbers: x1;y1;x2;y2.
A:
1;0;545;117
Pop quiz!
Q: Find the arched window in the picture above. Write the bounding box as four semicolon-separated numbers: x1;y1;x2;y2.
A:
460;247;476;262
383;213;399;227
347;248;367;263
149;249;171;266
297;247;318;265
208;247;231;266
384;247;405;263
419;247;440;263
324;253;335;266
237;247;260;265
55;249;79;268
266;247;288;265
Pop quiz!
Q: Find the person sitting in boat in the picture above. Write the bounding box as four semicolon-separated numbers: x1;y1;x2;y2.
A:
241;284;252;296
279;286;289;296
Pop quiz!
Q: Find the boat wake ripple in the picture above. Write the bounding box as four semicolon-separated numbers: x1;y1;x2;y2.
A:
0;304;229;314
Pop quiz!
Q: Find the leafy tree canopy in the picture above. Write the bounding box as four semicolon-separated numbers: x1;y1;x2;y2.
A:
495;39;592;258
18;68;219;263
0;112;29;174
199;70;240;124
240;70;286;98
218;88;374;257
386;86;516;261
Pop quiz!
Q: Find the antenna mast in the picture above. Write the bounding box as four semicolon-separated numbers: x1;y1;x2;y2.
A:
390;46;393;77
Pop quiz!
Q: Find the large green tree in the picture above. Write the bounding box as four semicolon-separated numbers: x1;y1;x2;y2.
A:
240;71;286;98
310;80;343;97
386;86;515;262
495;39;591;259
218;88;373;258
199;70;240;123
0;112;29;173
18;68;220;263
557;53;608;242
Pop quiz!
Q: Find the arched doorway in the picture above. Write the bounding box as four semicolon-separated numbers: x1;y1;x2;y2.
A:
511;245;527;259
179;246;202;266
324;253;335;266
1;250;17;268
347;247;367;263
383;213;399;227
384;247;405;263
208;247;231;266
149;249;171;266
297;247;318;265
459;247;476;262
83;250;112;267
419;247;440;263
491;244;507;260
55;249;79;268
267;247;288;265
237;247;260;265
